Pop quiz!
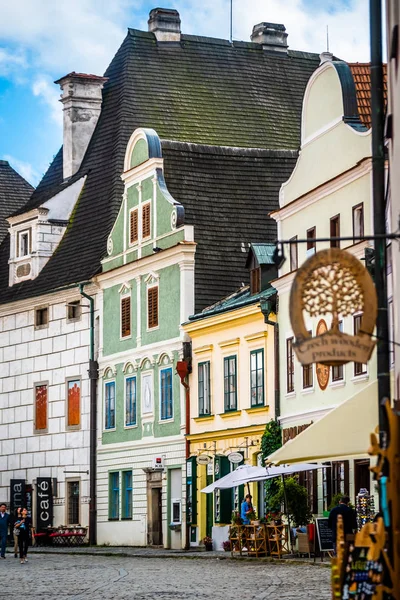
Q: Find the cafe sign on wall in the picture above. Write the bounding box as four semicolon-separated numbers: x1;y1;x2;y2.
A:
289;248;377;367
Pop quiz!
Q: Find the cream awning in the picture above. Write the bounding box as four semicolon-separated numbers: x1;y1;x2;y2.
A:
268;381;378;465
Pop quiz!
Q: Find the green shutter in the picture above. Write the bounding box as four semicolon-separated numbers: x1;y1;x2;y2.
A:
186;457;197;525
214;455;232;524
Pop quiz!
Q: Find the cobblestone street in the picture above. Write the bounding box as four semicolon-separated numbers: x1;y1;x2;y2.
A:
0;553;331;599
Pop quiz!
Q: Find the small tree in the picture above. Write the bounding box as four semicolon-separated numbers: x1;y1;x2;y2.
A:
270;476;312;527
260;421;282;515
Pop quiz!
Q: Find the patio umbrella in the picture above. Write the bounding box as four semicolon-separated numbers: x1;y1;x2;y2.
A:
200;465;262;494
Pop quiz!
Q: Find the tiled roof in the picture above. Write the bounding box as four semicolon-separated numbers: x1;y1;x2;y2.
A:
0;161;33;245
188;284;276;321
348;62;388;129
162;142;297;311
0;28;319;305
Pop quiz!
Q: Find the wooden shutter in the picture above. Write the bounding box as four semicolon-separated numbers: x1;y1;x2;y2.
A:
35;384;47;430
130;209;138;244
68;381;80;427
148;287;158;328
142;203;151;238
121;297;131;337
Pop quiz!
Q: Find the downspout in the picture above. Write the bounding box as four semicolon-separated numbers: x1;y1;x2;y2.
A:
79;283;98;546
176;348;192;550
260;296;280;419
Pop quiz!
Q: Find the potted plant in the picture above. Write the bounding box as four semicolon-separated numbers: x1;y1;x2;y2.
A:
247;509;259;525
231;511;242;525
222;540;231;552
203;536;213;551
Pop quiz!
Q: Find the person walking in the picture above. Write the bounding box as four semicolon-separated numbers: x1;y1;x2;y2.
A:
0;503;10;559
12;508;22;558
328;495;357;552
14;508;32;564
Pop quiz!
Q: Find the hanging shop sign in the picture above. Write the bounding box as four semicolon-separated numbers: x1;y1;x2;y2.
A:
289;248;377;366
36;477;53;530
196;454;212;466
10;479;26;513
228;452;244;464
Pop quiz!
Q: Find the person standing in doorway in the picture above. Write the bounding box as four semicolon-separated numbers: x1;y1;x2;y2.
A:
14;508;32;564
0;503;10;559
240;494;254;525
328;496;357;551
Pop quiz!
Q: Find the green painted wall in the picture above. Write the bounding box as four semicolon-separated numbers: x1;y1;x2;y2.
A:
141;264;180;347
130;138;149;167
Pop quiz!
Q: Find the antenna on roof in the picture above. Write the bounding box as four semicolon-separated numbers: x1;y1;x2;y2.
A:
326;25;330;52
230;0;233;43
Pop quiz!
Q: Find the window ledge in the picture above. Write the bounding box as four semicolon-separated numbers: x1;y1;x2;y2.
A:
121;517;133;521
158;418;174;424
301;387;315;395
351;374;369;384
219;410;242;418
285;392;296;399
108;518;119;522
330;380;346;389
193;415;215;423
103;428;117;433
245;405;269;414
124;424;138;429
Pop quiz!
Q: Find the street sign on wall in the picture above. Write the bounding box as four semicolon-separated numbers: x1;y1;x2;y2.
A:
36;477;53;530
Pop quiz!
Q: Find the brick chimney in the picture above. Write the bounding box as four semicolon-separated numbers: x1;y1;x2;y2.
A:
55;72;108;180
251;22;288;53
148;8;181;42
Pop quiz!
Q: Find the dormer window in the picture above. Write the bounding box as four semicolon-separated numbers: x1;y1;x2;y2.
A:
18;229;31;257
250;268;261;294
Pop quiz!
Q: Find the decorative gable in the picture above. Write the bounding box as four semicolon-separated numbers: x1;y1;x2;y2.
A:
7;176;86;286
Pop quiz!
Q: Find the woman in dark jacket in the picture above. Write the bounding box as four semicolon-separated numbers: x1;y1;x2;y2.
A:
14;508;32;564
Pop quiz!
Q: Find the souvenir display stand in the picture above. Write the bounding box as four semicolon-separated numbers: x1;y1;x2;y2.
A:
355;488;375;531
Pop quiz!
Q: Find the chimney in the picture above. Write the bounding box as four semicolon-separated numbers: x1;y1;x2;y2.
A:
55;72;108;180
319;51;333;65
251;22;288;53
148;8;181;42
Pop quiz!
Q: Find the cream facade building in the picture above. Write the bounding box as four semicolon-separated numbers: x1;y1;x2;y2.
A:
270;57;381;514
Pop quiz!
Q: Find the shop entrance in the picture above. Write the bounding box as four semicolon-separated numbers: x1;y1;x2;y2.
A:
354;459;371;496
146;470;163;546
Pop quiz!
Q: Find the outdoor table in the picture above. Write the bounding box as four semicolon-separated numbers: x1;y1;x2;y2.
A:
48;527;87;547
267;524;290;558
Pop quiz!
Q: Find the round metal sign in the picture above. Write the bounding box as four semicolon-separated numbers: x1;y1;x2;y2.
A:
196;454;212;465
228;452;243;464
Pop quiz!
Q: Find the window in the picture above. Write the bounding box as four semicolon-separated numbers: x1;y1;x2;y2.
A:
67;481;80;524
67;379;80;428
109;472;120;520
332;321;344;381
172;499;181;524
302;363;313;389
250;349;264;407
198;361;211;416
142;202;151;238
121;296;131;338
331;460;349;497
322;465;332;513
289;236;298;271
352;203;364;241
299;470;318;514
130;208;138;244
148;286;158;329
122;471;133;519
160;368;173;420
125;377;136;426
35;306;48;329
306;227;316;254
67;300;81;321
354;315;367;375
330;215;340;248
224;356;237;411
17;229;30;257
35;383;48;431
286;337;295;393
250;268;261;294
105;381;116;429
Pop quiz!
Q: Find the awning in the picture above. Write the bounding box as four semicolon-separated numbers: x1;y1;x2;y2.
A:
268;381;378;465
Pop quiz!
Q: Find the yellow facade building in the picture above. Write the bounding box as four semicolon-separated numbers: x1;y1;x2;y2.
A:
183;245;277;549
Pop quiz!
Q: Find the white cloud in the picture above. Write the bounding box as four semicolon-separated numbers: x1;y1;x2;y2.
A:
32;76;62;126
3;154;41;186
0;47;27;77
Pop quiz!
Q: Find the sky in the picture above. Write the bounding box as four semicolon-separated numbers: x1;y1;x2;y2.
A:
0;0;371;186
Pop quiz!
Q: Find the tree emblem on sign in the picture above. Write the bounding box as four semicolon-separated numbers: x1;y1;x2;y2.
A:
290;248;377;367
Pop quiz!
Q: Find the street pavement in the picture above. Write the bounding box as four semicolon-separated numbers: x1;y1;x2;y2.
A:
0;552;331;599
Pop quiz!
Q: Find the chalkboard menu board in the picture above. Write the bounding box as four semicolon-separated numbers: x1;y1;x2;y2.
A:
315;517;334;552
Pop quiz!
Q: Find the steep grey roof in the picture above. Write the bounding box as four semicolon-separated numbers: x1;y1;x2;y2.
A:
0;28;319;305
162;142;297;311
0;160;34;245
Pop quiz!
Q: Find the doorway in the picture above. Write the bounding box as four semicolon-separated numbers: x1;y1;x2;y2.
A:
151;487;163;546
354;459;371;497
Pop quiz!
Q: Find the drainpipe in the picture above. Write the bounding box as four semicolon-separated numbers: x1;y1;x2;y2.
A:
176;346;192;551
79;284;98;546
260;296;280;419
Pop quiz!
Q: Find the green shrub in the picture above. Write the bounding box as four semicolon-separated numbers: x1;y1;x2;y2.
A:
270;476;312;527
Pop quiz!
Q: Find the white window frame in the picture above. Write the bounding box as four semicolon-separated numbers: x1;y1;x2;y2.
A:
141;200;151;241
120;293;132;340
66;299;82;323
147;284;159;331
104;379;117;431
129;207;139;247
352;311;369;381
34;305;49;330
18;229;31;258
65;376;82;431
159;366;174;423
124;375;137;429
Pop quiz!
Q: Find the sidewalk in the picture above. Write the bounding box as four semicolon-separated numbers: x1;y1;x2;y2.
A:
8;544;330;565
